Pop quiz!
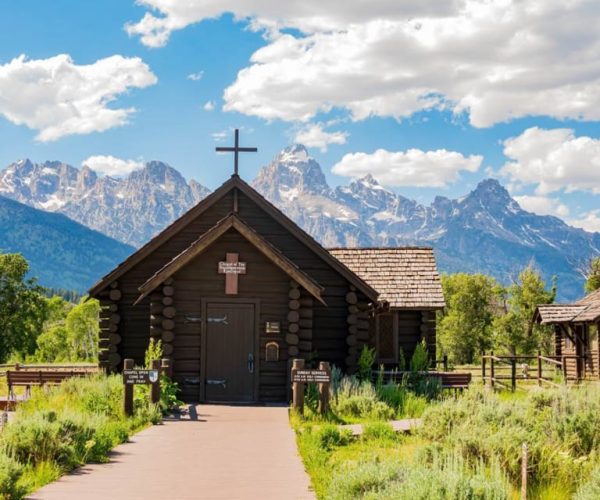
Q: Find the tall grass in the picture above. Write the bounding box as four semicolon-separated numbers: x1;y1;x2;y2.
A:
0;374;162;498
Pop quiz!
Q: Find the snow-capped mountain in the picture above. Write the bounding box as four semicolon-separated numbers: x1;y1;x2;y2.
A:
251;145;600;300
1;146;598;299
0;159;210;247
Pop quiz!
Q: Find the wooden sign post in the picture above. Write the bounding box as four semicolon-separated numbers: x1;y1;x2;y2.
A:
291;359;331;415
122;358;162;417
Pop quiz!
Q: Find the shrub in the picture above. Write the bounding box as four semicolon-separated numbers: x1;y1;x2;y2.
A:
357;346;376;382
315;425;352;451
410;340;430;372
361;422;397;442
0;453;24;500
334;395;394;421
574;465;600;500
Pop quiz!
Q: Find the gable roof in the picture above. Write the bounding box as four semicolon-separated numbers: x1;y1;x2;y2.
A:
328;247;445;309
135;213;326;305
90;175;378;302
534;288;600;325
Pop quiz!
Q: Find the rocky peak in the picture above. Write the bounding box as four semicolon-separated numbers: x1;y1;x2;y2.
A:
252;144;330;202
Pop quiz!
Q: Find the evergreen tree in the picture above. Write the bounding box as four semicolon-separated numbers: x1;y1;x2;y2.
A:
585;257;600;294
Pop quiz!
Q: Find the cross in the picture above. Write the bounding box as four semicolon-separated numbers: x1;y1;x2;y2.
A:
218;253;247;295
215;129;258;177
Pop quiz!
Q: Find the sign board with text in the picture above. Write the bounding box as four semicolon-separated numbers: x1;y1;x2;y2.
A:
123;369;159;385
291;369;331;384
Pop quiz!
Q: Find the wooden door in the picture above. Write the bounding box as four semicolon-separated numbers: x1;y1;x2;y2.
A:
204;302;256;402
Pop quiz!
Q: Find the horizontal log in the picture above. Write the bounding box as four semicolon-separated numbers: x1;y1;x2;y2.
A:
298;329;313;340
163;306;176;319
162;330;175;343
357;330;370;341
346;335;357;347
110;334;122;345
108;344;118;354
150;325;162;335
99;338;111;348
288;288;301;300
150;303;163;315
150;315;162;326
299;319;313;329
298;341;312;352
345;292;358;305
162;296;174;306
299;309;313;319
348;305;359;314
348;325;358;335
163;343;174;356
288;323;299;334
287;311;300;323
150;292;162;302
289;280;299;289
347;314;358;325
288;345;299;356
162;319;175;331
285;334;299;345
109;353;121;367
299;297;313;307
110;281;119;289
288;300;300;311
163;286;175;297
357;320;370;330
110;313;121;324
345;355;357;367
164;277;174;286
109;289;122;301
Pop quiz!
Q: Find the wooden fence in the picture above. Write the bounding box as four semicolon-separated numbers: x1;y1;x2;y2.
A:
481;351;584;390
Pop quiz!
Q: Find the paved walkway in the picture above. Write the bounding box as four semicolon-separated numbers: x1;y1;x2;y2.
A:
29;405;314;500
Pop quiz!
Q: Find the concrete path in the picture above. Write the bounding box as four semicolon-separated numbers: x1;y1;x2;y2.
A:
29;405;314;500
340;418;422;436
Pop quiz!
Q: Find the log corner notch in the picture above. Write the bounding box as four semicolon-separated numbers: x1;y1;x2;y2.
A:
345;285;371;373
151;278;176;358
99;281;122;373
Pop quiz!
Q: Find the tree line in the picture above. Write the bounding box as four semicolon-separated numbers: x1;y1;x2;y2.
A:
0;252;99;364
437;257;600;364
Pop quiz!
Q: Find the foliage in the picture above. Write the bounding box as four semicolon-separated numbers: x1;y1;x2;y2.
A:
0;253;48;363
0;453;24;500
34;297;100;363
574;464;600;499
0;375;161;498
492;266;555;355
357;346;376;382
584;256;600;294
437;273;501;364
409;340;429;372
144;338;163;368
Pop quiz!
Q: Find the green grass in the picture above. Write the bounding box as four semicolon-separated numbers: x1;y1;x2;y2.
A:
293;383;600;499
0;375;164;499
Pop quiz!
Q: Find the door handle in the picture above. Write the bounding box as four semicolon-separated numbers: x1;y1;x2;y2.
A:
248;353;254;374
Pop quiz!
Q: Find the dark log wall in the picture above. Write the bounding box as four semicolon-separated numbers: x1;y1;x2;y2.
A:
172;229;291;402
397;310;425;363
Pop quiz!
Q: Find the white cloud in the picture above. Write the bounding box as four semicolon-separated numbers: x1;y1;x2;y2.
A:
129;1;600;127
331;148;482;188
293;123;347;152
569;210;600;233
187;71;204;81
514;195;570;218
212;130;228;142
203;100;215;111
0;54;157;142
501;127;600;195
82;155;144;177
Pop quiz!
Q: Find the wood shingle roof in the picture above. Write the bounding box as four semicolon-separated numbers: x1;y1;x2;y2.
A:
535;288;600;324
328;247;445;310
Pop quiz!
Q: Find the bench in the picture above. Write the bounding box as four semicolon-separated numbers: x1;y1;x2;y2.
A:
373;370;472;391
6;370;92;400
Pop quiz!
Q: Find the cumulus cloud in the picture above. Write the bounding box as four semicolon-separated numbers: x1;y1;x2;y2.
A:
569;210;600;233
514;195;570;218
0;54;157;142
82;155;144;177
501;127;600;195
128;1;600;127
293;123;347;152
203;100;215;111
187;71;204;81
331;148;482;188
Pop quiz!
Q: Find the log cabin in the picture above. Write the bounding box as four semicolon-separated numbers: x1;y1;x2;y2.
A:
534;289;600;380
89;173;445;403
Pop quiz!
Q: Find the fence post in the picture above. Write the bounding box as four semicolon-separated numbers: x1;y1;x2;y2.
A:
123;358;134;417
318;361;331;415
160;358;172;378
562;355;567;382
291;358;305;414
490;351;495;389
537;351;542;386
511;358;517;392
150;359;161;405
521;442;528;500
443;354;448;371
482;351;486;385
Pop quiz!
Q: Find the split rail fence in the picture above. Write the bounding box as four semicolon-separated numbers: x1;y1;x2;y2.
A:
481;351;584;390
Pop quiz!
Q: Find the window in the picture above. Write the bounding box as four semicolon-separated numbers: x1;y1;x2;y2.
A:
376;313;398;363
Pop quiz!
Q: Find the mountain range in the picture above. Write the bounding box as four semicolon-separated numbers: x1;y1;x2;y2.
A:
1;146;598;300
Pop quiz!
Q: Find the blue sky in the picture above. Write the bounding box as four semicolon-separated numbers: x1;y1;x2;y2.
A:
1;1;600;231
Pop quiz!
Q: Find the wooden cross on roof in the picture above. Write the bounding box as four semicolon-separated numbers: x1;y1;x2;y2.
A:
215;129;257;177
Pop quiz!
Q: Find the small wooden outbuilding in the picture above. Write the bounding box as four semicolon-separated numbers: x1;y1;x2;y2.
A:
90;174;445;402
535;289;600;380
